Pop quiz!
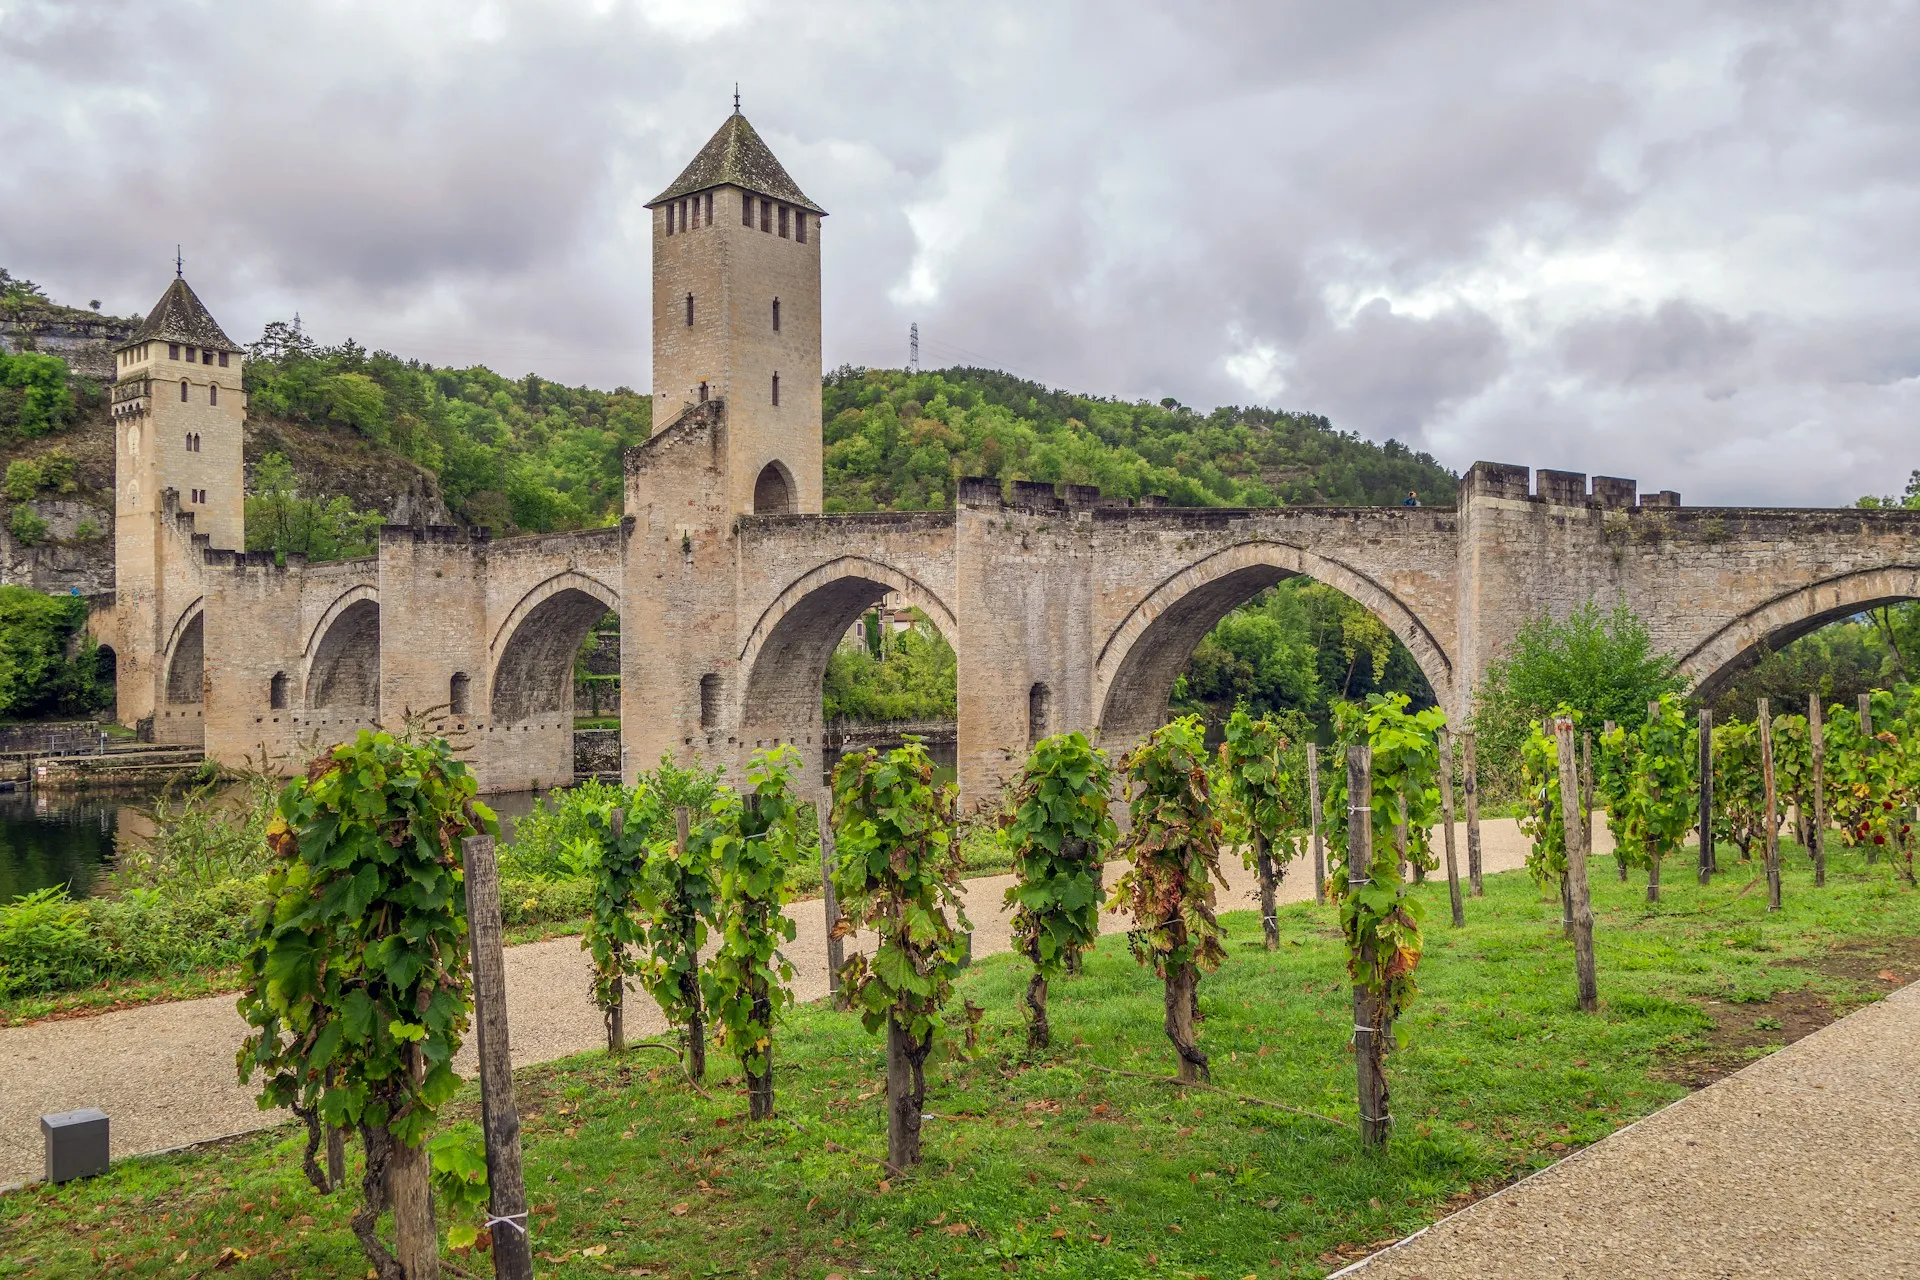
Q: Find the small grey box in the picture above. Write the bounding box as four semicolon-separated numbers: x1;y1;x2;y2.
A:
40;1108;109;1184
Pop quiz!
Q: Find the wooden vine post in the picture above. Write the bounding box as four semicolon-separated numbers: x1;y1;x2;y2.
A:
1645;700;1663;903
1463;731;1482;896
819;809;845;1000
462;834;535;1280
1859;693;1878;864
1759;699;1782;911
1603;720;1626;882
1553;718;1599;1012
1698;707;1714;882
1437;727;1464;927
1808;693;1826;887
1345;745;1389;1147
673;806;703;1080
607;811;627;1051
1580;730;1595;854
1307;742;1327;904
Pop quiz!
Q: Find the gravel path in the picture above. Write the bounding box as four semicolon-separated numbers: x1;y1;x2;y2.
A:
1336;979;1920;1279
0;819;1551;1188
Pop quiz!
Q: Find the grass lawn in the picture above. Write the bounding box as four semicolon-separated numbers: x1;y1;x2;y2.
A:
3;844;1916;1279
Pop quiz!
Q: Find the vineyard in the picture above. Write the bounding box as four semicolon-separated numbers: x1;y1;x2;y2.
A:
9;690;1920;1279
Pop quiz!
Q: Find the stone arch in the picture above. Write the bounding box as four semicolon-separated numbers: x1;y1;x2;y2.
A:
489;571;620;725
738;556;957;750
1093;540;1453;743
753;460;797;515
1680;566;1920;700
306;598;381;711
163;604;204;705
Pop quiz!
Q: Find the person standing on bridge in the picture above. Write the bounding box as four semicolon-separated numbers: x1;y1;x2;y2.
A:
1403;490;1420;507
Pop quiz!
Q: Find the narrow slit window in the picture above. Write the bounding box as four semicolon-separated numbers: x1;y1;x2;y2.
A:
761;198;771;232
778;205;789;238
665;204;674;235
449;672;470;715
203;350;213;365
699;673;720;729
179;379;188;402
742;191;753;226
169;343;180;360
795;211;806;243
772;298;780;331
218;351;229;367
269;672;288;710
704;192;713;225
771;371;780;406
185;432;192;450
686;293;694;327
209;384;218;406
698;381;709;403
185;346;196;362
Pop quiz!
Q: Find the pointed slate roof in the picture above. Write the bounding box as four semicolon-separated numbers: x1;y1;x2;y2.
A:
120;276;242;353
647;112;825;215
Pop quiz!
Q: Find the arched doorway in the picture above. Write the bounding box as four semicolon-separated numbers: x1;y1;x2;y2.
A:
306;598;381;715
1094;541;1451;748
739;558;957;790
753;461;796;515
164;613;203;705
489;575;620;791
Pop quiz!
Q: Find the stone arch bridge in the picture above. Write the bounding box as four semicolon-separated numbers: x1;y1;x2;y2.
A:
174;425;1920;804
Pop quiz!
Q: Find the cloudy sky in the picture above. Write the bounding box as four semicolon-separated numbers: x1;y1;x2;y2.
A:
4;0;1916;505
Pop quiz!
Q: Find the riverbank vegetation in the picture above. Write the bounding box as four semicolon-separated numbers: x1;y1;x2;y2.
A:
4;846;1914;1277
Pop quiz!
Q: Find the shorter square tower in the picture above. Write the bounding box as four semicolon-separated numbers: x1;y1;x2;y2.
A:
646;109;826;516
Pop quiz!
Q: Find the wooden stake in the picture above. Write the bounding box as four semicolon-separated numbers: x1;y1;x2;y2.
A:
674;806;706;1081
607;809;626;1054
1759;699;1781;912
1395;791;1411;882
1307;742;1326;905
1646;700;1663;904
818;807;846;999
1808;694;1826;888
1580;730;1595;854
1346;746;1389;1147
1462;731;1482;896
1698;707;1714;883
1604;720;1626;882
462;834;535;1280
1553;718;1599;1013
1438;728;1463;927
1860;693;1878;865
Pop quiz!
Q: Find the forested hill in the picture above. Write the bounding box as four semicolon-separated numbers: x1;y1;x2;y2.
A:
822;366;1455;512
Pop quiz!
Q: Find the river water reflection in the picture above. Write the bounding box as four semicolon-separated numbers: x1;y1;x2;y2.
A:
0;785;552;904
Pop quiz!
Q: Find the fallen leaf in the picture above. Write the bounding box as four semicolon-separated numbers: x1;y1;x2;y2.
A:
943;1223;970;1236
172;1252;189;1265
669;1202;690;1216
1076;1153;1095;1166
582;1245;609;1258
214;1247;248;1269
1879;970;1900;982
1050;1228;1068;1239
876;1179;892;1194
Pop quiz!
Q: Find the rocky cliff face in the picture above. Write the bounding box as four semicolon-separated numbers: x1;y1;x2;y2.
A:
0;302;138;381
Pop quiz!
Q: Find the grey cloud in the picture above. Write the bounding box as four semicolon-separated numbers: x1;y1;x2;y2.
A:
2;0;1918;500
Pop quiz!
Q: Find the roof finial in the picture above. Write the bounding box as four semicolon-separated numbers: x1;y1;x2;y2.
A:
733;83;740;114
175;245;183;279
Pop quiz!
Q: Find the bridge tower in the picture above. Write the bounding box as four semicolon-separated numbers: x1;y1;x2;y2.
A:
645;106;827;516
107;271;246;736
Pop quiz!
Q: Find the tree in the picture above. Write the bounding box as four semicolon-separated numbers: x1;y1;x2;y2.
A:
1003;731;1115;1050
705;746;807;1119
830;738;968;1169
0;586;109;719
245;451;385;564
581;792;646;1052
0;350;78;439
1600;695;1695;902
237;731;494;1280
1111;716;1226;1083
1473;601;1686;802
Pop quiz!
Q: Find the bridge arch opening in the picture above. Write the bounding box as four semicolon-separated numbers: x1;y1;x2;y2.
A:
489;576;619;789
306;598;381;713
1095;542;1450;748
1683;568;1920;714
740;559;957;788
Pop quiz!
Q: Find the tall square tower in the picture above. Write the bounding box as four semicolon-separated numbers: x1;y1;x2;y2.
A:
647;110;826;516
108;272;246;728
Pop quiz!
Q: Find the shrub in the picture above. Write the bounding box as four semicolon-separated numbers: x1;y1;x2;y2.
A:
0;585;108;717
0;887;101;997
0;350;77;439
3;459;39;502
9;503;47;545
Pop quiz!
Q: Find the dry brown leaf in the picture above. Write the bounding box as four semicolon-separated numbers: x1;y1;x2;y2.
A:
669;1202;690;1216
582;1245;609;1258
